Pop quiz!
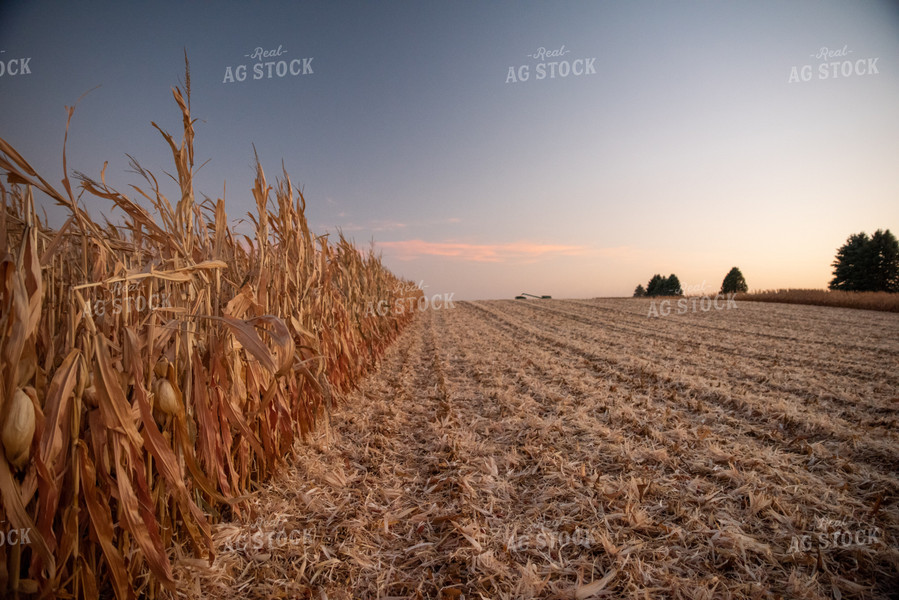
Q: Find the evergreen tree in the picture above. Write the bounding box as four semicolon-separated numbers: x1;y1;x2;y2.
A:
720;267;748;294
663;274;683;296
644;273;682;296
830;232;870;291
659;273;683;296
646;274;664;297
830;230;899;292
866;229;899;292
633;284;646;297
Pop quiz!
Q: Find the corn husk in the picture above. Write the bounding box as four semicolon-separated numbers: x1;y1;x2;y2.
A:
154;378;180;416
2;388;35;468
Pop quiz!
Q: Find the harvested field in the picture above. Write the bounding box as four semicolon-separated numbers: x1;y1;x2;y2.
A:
178;299;899;599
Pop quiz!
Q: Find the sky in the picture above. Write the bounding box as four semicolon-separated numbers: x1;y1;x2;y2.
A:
1;0;898;300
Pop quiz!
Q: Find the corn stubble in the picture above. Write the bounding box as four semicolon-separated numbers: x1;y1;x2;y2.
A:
196;299;897;599
0;63;421;598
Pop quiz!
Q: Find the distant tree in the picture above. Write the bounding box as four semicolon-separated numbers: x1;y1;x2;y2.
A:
644;273;682;297
720;267;748;294
830;232;871;291
662;274;683;296
633;284;646;297
646;274;664;297
866;230;899;292
830;229;899;292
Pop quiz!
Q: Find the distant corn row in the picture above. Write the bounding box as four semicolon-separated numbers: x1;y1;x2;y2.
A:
737;288;899;312
0;65;421;598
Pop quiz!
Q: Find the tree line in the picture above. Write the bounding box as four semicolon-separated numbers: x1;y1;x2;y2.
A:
829;229;899;292
632;229;898;298
634;267;747;297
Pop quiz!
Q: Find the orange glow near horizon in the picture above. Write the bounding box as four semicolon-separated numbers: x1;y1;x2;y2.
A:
377;239;596;262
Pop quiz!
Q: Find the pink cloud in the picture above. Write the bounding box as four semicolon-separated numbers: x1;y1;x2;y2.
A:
376;239;596;262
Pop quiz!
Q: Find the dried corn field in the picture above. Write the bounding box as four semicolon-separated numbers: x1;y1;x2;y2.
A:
0;64;422;598
184;298;899;599
736;290;899;313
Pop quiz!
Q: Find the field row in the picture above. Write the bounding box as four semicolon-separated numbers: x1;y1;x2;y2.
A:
181;299;899;599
